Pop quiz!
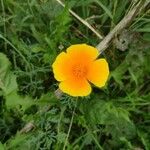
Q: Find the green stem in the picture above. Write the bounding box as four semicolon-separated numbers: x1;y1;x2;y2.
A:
63;99;78;150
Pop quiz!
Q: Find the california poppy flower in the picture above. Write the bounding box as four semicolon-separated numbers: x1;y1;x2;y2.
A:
52;44;109;97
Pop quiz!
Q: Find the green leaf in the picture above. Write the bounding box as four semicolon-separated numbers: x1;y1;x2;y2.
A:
81;98;136;139
95;0;113;19
30;44;44;53
111;61;128;87
0;53;34;110
0;52;11;80
6;133;31;150
113;0;129;23
138;130;150;150
72;0;93;6
135;24;150;32
143;33;150;41
0;53;18;95
5;91;34;111
2;72;18;96
0;142;5;150
56;132;67;143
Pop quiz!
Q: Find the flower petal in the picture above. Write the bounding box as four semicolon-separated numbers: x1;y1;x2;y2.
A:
59;78;92;97
87;59;109;87
52;52;72;81
66;44;99;62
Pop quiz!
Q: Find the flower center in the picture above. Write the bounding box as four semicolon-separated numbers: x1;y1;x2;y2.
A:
72;64;87;78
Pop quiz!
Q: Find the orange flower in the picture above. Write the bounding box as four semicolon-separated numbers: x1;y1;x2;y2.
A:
52;44;109;97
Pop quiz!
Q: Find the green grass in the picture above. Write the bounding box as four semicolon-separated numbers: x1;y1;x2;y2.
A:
0;0;150;149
